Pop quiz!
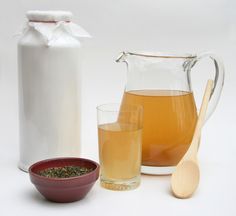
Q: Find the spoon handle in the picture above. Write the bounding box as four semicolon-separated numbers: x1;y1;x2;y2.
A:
186;79;214;157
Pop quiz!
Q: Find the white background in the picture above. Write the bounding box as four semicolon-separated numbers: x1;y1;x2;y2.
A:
0;0;236;215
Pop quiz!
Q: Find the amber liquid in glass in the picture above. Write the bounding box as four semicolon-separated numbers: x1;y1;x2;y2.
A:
120;90;197;166
98;123;141;181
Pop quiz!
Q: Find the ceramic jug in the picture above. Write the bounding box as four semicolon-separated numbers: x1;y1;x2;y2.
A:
18;11;90;171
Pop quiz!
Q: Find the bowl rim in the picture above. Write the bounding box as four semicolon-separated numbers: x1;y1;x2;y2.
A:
29;157;100;182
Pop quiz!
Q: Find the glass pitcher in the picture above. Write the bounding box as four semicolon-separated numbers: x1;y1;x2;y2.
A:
117;52;224;175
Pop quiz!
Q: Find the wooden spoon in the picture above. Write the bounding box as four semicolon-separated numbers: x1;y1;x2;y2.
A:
171;79;214;199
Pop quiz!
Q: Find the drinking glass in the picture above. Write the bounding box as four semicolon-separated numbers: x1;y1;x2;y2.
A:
97;103;143;190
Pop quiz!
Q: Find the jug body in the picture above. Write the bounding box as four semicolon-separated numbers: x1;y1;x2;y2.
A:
117;52;224;175
18;11;89;171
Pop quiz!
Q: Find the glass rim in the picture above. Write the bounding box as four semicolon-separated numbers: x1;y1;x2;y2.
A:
96;103;143;113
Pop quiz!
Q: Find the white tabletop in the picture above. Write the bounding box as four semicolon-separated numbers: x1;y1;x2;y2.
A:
0;107;235;216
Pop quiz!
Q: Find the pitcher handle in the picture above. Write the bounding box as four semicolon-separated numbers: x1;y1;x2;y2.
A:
188;53;225;121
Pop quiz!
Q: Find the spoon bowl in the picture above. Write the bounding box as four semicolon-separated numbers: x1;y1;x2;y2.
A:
171;160;200;198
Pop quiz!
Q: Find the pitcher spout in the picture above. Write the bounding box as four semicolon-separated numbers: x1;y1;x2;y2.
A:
116;51;129;63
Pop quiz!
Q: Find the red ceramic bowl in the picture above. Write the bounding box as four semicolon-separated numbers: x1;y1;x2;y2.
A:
29;157;100;203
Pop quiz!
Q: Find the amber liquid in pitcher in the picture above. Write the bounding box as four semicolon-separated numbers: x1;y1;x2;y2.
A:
120;90;197;166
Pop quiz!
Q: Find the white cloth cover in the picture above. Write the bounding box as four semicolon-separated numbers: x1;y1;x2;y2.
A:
23;11;91;46
27;10;73;22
